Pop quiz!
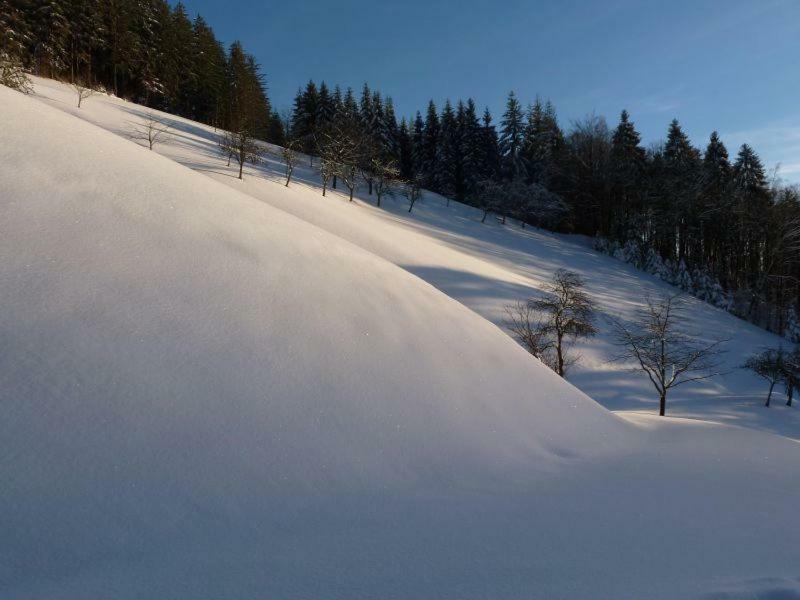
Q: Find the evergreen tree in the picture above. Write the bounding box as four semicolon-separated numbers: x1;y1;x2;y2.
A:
0;0;32;59
421;100;440;188
188;14;226;124
397;117;414;180
411;110;425;177
316;81;334;130
499;90;525;180
480;107;501;183
436;99;458;198
30;0;71;76
459;98;483;198
609;110;646;237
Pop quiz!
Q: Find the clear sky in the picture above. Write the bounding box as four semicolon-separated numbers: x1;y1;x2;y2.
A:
178;0;800;182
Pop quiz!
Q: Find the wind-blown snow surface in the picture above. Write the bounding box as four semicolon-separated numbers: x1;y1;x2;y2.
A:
0;82;799;598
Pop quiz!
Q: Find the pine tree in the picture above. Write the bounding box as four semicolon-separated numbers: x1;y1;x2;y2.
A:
359;83;374;131
609;110;646;236
30;0;71;76
436;99;458;199
499;91;525;180
188;15;226;124
411;110;425;177
290;80;318;154
459;98;483;199
480;107;501;183
699;131;733;283
421;100;440;189
0;0;32;59
316;81;334;130
397;117;414;180
661;119;701;261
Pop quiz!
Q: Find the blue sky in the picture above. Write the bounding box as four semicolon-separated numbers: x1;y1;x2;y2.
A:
179;0;800;182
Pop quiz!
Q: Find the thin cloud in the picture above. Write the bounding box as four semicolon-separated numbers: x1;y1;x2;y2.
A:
722;119;800;183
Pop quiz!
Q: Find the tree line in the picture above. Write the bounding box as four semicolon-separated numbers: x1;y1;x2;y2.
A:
289;81;800;341
0;0;284;143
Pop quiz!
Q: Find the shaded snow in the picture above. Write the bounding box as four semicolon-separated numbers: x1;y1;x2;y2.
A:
0;81;799;599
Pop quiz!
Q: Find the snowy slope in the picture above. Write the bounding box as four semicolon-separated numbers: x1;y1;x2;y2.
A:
1;82;800;599
25;76;800;440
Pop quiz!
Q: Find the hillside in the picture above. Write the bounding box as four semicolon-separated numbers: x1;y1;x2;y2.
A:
28;76;800;440
1;81;799;599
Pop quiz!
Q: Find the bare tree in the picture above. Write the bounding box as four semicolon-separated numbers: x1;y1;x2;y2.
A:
338;160;360;202
504;300;557;371
612;293;727;416
371;156;399;207
128;113;171;150
0;51;32;93
319;157;336;196
743;347;788;407
73;81;95;108
531;269;597;376
282;139;299;187
219;131;236;167
219;129;261;180
471;180;503;223
316;117;365;201
785;347;800;407
403;175;424;213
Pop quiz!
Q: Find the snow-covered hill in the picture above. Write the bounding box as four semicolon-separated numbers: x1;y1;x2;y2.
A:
25;77;800;440
1;80;799;599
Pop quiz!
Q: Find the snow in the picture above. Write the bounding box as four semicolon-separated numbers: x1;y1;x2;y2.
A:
1;78;799;599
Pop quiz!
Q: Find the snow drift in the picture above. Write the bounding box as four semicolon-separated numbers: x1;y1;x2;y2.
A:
1;84;799;599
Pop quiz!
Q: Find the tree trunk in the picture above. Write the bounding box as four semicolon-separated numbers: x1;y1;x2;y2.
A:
787;387;793;407
349;188;354;202
482;210;488;223
238;158;244;180
368;179;373;195
556;332;564;377
659;391;666;416
766;381;775;407
376;193;381;207
333;175;337;189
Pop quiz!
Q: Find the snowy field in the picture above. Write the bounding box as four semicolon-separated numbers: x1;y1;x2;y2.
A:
0;79;799;599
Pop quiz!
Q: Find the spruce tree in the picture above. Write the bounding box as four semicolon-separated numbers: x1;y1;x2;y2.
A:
436;99;458;199
397;117;414;180
411;110;425;177
422;100;440;189
499;90;525;180
609;110;646;236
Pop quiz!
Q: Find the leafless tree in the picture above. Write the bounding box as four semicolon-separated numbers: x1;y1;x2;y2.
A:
471;180;503;223
612;293;727;416
73;81;95;108
743;347;789;407
338;161;360;202
371;156;400;207
316;117;365;201
319;157;336;196
0;51;32;93
219;129;261;180
403;175;424;213
128;113;171;150
504;300;557;371
531;269;597;376
282;139;299;187
784;347;800;407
